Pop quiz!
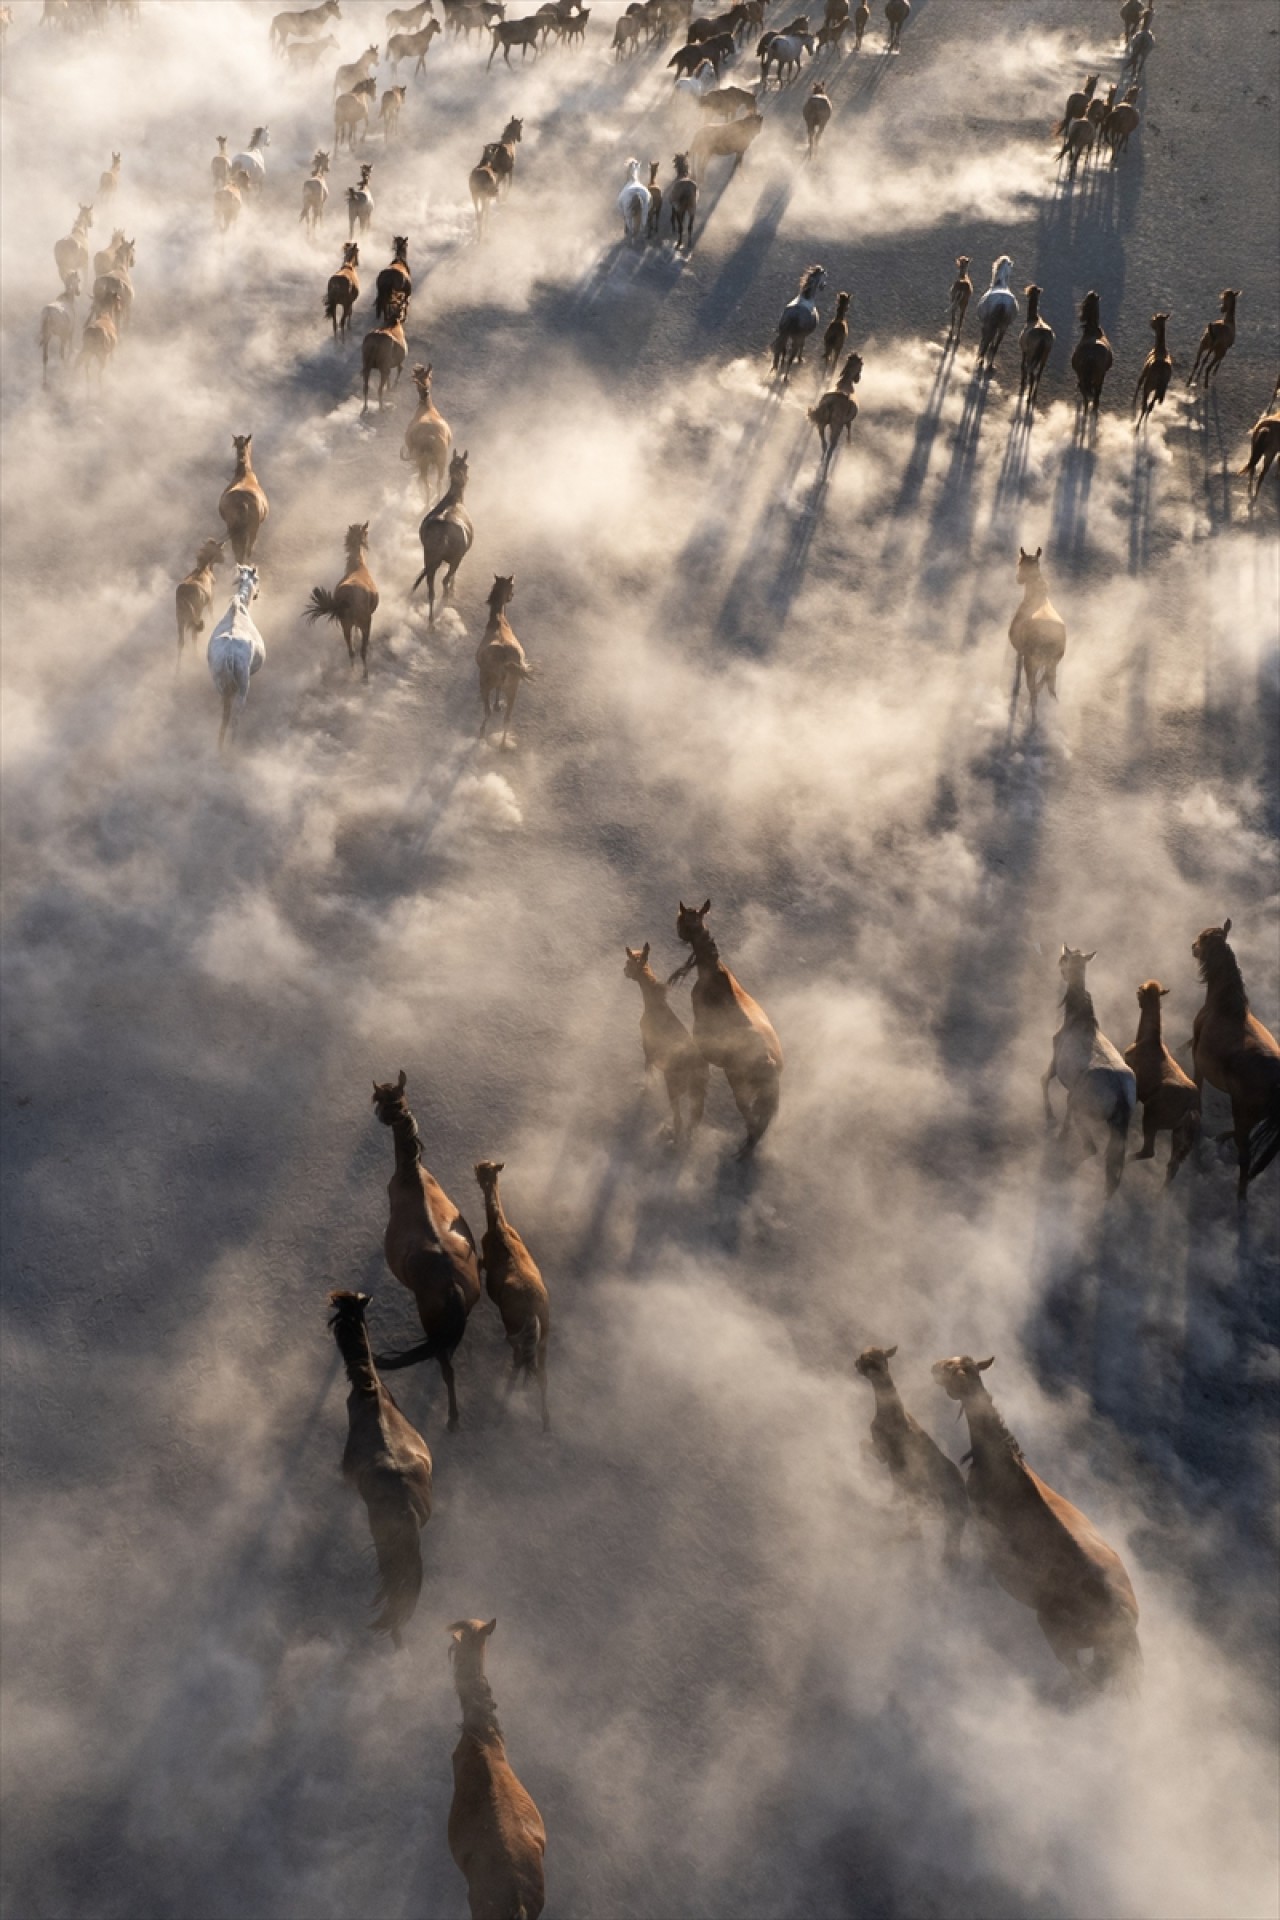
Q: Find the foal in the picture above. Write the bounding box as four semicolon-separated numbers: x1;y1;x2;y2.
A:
474;1161;551;1432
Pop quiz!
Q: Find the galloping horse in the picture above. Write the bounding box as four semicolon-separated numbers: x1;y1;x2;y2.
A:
303;522;380;679
175;536;226;662
770;263;825;375
670;900;782;1157
668;152;698;248
218;432;269;562
624;942;709;1142
1188;289;1240;388
375;235;412;323
1071;290;1113;413
411;450;474;626
1018;285;1054;409
1008;546;1066;719
617;158;650;243
1191;921;1280;1199
975;254;1017;372
1042;946;1136;1196
446;1621;547;1920
401;362;453;501
1133;312;1173;421
476;575;535;747
207;564;266;750
230;126;270;192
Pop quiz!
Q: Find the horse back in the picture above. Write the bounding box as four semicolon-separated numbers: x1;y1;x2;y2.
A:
693;964;782;1065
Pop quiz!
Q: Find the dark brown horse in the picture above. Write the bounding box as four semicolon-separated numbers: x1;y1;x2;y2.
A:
855;1345;968;1562
1191;921;1280;1199
412;449;474;626
624;942;709;1141
670;900;782;1156
1188;289;1240;388
1070;290;1113;415
375;234;412;323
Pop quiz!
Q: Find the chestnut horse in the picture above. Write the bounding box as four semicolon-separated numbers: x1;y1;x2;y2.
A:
447;1620;547;1920
303;521;380;680
1191;921;1280;1199
670;900;782;1156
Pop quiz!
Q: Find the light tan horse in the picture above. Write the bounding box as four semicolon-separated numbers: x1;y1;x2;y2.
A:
218;433;269;563
670;900;782;1157
1042;946;1137;1195
474;1162;550;1432
360;289;408;411
808;350;862;462
335;76;378;150
475;576;534;748
325;240;360;338
401;363;453;501
213;180;242;232
946;255;972;340
299;148;331;233
76;285;123;385
38;273;80;383
1191;921;1280;1199
303;522;380;679
91;237;135;333
1188;289;1240;388
1008;546;1065;720
98;151;122;200
1124;980;1200;1184
92;227;127;281
371;1072;481;1430
329;1290;433;1647
175;536;226;662
624;942;709;1142
447;1620;547;1920
210;135;231;188
54;204;93;292
469;148;500;238
933;1355;1141;1690
855;1346;968;1563
380;84;407;139
412;449;474;626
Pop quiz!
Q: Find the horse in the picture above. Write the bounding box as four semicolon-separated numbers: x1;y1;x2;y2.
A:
822;289;850;372
370;1071;482;1430
1106;82;1141;159
98;151;121;201
335;77;377;150
218;433;269;563
401;362;453;501
412;449;474;626
487;117;523;195
1041;947;1137;1196
470;151;500;236
284;28;338;67
210;135;231;188
207;564;266;750
1008;546;1065;720
386;0;433;29
175;536;226;663
76;285;123;385
670;900;782;1157
1124;982;1200;1185
668;152;698;247
762;30;814;85
230;126;270;191
38;274;80;383
1191;921;1280;1199
325;241;360;337
1238;390;1280;498
488;14;539;63
1018;284;1054;410
690;111;763;177
624;942;709;1142
303;522;380;679
447;1621;547;1920
808;351;862;462
1188;289;1240;388
855;1346;968;1564
947;256;972;341
54;204;93;293
474;1162;551;1431
618;158;650;244
375;235;412;323
387;19;442;71
770;263;825;375
91;237;135;333
1132;312;1173;421
361;292;408;411
644;161;663;239
1123;4;1154;76
1053;73;1097;139
299;149;331;233
380;84;407;138
802;81;832;154
475;575;534;747
347;164;376;238
1070;290;1113;414
975;254;1017;372
269;0;340;53
884;0;908;52
334;42;379;95
933;1356;1141;1691
328;1290;432;1647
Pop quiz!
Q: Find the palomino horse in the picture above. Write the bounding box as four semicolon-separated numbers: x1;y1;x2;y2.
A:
211;135;231;187
230;126;270;192
474;1161;551;1431
670;900;782;1157
975;255;1017;372
618;158;650;244
447;1621;547;1920
299;148;331;233
1191;921;1280;1199
54;205;93;292
402;363;453;501
38;273;80;383
624;942;709;1142
370;1071;482;1429
1042;946;1137;1196
1133;312;1173;421
412;449;474;626
335;78;377;151
334;43;380;96
1188;289;1240;388
214;180;243;233
1018;285;1054;409
218;433;269;563
933;1355;1141;1691
325;242;360;338
770;264;826;375
175;536;226;662
207;564;266;750
76;286;123;385
669;152;698;247
1124;981;1200;1185
1008;546;1065;720
303;522;380;679
360;289;408;411
1071;291;1113;414
855;1346;968;1564
476;575;534;747
328;1290;432;1647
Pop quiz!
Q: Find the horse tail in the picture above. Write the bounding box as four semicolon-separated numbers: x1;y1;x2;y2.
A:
511;1314;539;1381
1094;1619;1143;1696
1246;1088;1280;1185
410;562;428;594
302;586;342;625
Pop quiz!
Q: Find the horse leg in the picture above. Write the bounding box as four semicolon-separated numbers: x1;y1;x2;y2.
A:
440;1352;461;1430
218;686;234;750
361;622;370;682
1166;1112;1198;1186
500;674;519;748
1233;1112;1252;1201
426;564;437;627
1133;1110;1158;1159
1041;1064;1056;1125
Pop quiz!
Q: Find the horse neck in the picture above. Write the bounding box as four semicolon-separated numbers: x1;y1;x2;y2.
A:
1202;947;1248;1017
234;449;254;482
1018;570;1048;613
1062;980;1097;1029
960;1386;1025;1485
332;1309;379;1396
635;964;668;1012
477;1177;509;1238
1025;288;1041;325
1135;998;1165;1047
454;1666;503;1745
1151;316;1168;355
387;1107;424;1180
345;536;368;568
868;1372;908;1426
689;928;722;979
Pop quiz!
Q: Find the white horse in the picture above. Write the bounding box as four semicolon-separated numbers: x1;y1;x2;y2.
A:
674;58;716;99
976;254;1018;371
770;263;826;374
207;565;266;750
347;165;375;238
617;158;650;244
1042;947;1137;1196
230;126;271;192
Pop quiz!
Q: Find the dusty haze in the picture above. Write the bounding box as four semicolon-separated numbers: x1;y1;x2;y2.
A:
1;1;1278;1916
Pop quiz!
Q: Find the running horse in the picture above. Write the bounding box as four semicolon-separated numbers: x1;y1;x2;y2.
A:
975;254;1018;373
411;449;474;626
770;264;825;375
670;900;782;1156
1191;920;1280;1199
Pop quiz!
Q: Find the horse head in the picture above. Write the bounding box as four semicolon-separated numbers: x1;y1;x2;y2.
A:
371;1068;409;1124
931;1354;995;1399
854;1345;898;1378
1057;944;1097;990
1136;979;1170;1008
623;942;652;979
487;574;515;612
989;254;1012;290
1192;921;1233;974
448;449;470;489
800;263;826;297
233;563;260;603
675;899;712;944
1015;545;1043;580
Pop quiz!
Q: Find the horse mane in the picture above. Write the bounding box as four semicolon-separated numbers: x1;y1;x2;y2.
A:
1079;290;1102;332
966;1388;1026;1468
1061;979;1097;1026
1198;936;1248;1014
457;1673;503;1742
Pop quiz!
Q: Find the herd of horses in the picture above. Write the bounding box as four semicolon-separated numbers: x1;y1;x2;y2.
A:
13;2;1279;1914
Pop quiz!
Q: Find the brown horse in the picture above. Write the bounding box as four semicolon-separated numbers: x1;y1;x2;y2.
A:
329;1290;433;1646
623;942;709;1141
1133;311;1173;421
402;363;453;501
361;289;408;411
469;149;500;237
218;433;269;562
803;81;832;154
474;1162;551;1432
1070;290;1113;415
946;255;972;341
375;235;412;324
324;241;360;338
822;289;850;372
855;1346;968;1563
1018;284;1053;410
447;1620;547;1920
303;522;380;679
487;116;524;195
175;536;226;662
1191;921;1280;1199
808;351;862;462
1188;289;1240;388
1238;390;1280;498
370;1071;482;1429
668;152;698;248
78;289;122;385
476;575;534;747
1123;981;1200;1184
412;450;474;626
670;900;782;1157
933;1355;1141;1691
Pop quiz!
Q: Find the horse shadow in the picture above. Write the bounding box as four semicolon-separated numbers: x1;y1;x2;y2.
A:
1185;384;1236;531
713;417;827;654
1127;427;1159;575
926;367;992;546
890;340;961;521
989;405;1035;532
1048;434;1096;568
695;170;799;337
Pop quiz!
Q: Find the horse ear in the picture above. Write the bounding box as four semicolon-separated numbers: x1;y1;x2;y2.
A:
1034;545;1042;560
396;1069;406;1090
975;1356;995;1371
1223;917;1231;935
481;1619;497;1638
1160;986;1170;996
884;1344;898;1359
642;941;650;960
1083;950;1097;963
372;1080;380;1094
678;901;687;914
699;899;711;916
